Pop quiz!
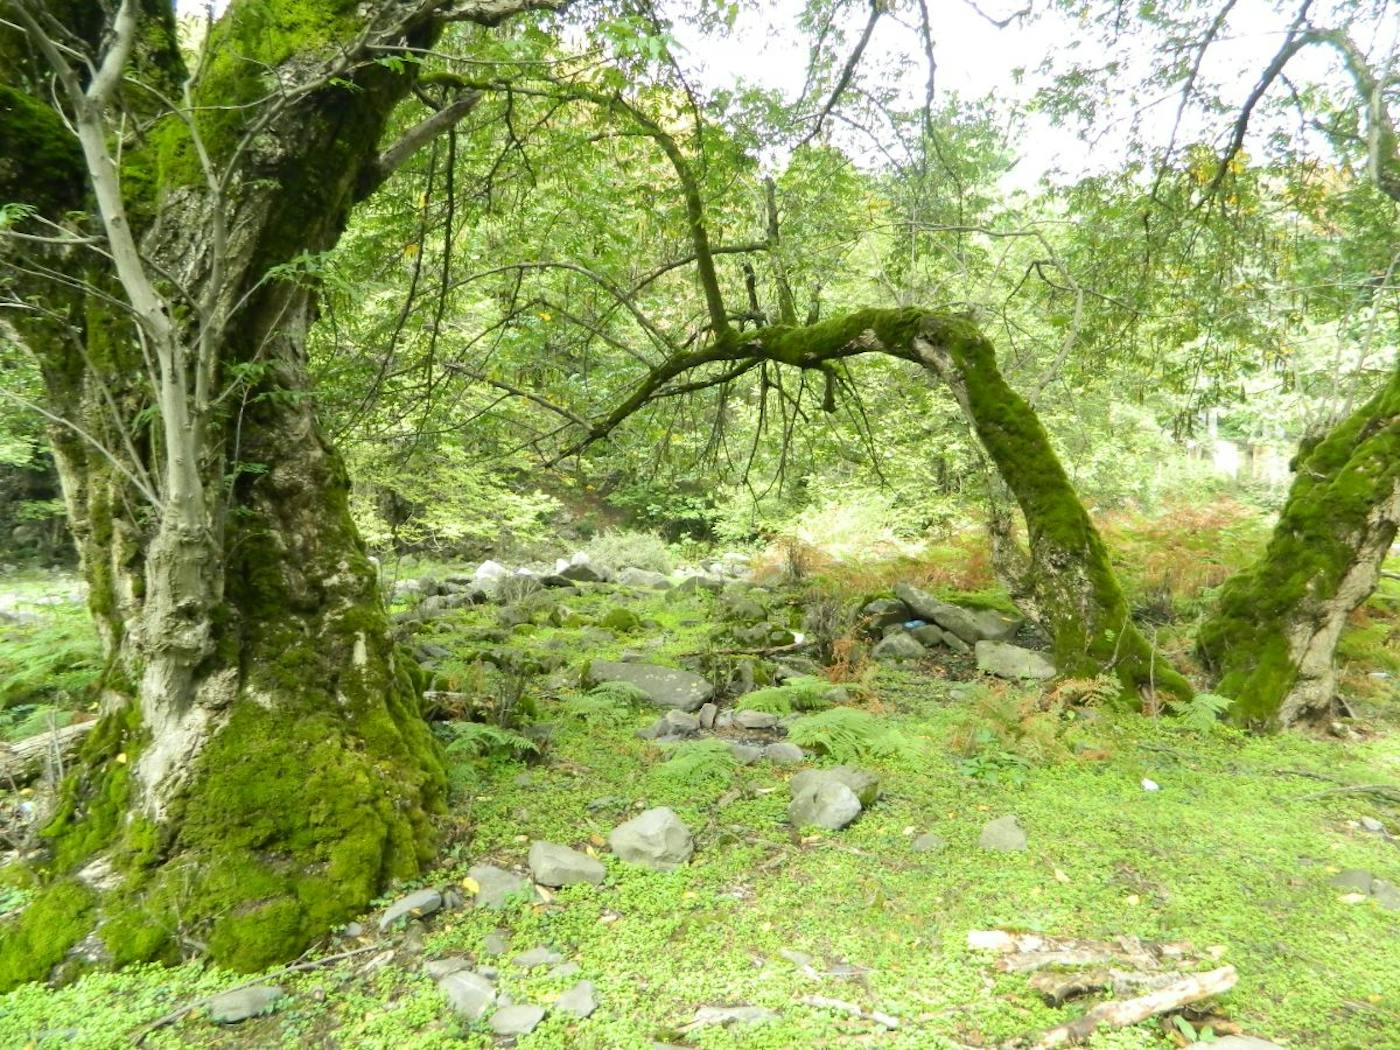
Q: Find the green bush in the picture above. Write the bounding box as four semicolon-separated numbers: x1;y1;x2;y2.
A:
583;529;674;574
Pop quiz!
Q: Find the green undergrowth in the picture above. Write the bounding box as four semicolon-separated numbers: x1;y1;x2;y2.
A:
1;569;1398;1047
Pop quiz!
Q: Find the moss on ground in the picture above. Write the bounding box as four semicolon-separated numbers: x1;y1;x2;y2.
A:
1;564;1397;1047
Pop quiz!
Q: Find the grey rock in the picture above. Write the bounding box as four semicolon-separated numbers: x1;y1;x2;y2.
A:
1186;1039;1285;1049
483;929;510;956
788;781;862;830
942;632;972;654
491;1004;546;1036
791;766;880;808
872;632;926;661
341;921;365;938
560;562;606;583
714;710;736;730
514;947;564;968
975;640;1055;680
698;702;718;730
979;814;1028;852
779;948;814;968
208;986;283;1024
663;709;701;734
439;971;496;1020
528;841;606;887
555;980;598;1018
1369;877;1400;910
616;567;672;589
637;718;669;741
735;709;780;729
894;583;1022;643
764;742;806;765
379;888;443;930
729;742;763;764
1331;868;1374;892
674;573;724;594
549;961;581;979
1359;816;1386;833
469;865;530;909
423;957;471;980
609;807;694;870
910;624;948;647
912;832;946;854
861;598;911;630
689;1005;780;1027
584;661;714;712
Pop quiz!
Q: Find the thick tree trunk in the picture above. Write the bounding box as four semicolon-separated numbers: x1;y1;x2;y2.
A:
0;0;549;986
1197;362;1400;728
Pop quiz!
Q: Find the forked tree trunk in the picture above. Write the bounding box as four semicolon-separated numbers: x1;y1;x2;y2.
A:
0;0;546;987
1197;362;1400;727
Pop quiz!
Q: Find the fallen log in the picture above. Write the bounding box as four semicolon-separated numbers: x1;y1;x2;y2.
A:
1016;965;1237;1048
0;721;94;786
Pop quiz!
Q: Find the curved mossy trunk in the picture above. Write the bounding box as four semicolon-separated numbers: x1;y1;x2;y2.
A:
699;309;1194;703
0;0;550;986
1197;363;1400;728
908;317;1193;703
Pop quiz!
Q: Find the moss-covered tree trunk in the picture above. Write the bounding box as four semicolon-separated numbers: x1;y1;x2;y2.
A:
0;0;549;986
1197;363;1400;728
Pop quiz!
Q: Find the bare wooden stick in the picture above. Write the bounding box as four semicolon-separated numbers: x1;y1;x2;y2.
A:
1015;965;1237;1048
800;994;899;1028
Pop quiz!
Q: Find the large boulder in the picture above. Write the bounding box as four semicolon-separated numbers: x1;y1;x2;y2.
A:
468;864;530;909
609;807;694;870
860;597;911;631
788;781;862;830
528;842;606;887
975;640;1055;680
894;582;1022;643
790;766;880;808
584;661;714;712
872;632;926;662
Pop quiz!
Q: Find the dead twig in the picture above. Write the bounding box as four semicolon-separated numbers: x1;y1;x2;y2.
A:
800;994;899;1028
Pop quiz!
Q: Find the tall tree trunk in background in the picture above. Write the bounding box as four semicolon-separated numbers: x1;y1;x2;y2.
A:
1197;363;1400;727
0;0;552;986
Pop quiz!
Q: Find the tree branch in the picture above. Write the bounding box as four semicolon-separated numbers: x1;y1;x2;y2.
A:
361;90;484;196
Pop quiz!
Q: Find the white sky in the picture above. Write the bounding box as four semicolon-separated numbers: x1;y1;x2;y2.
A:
175;0;1391;190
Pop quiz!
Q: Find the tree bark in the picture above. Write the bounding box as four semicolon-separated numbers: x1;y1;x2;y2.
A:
1197;362;1400;727
0;0;552;986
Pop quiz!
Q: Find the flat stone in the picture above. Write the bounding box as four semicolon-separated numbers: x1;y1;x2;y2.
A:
549;961;581;979
1359;816;1386;833
910;624;947;647
560;562;606;583
208;986;283;1024
514;947;564;968
378;888;443;930
764;742;805;765
872;632;925;661
584;661;714;712
698;702;718;729
942;632;971;654
529;841;606;887
438;971;496;1020
469;864;530;909
1331;868;1374;892
912;832;947;854
729;742;763;764
609;807;694;870
861;598;911;630
490;1004;546;1036
979;814;1028;852
616;567;672;589
893;583;984;643
1370;877;1400;910
483;929;511;956
689;1005;780;1027
791;766;880;808
555;980;597;1018
423;957;471;980
788;781;862;830
734;709;780;729
975;640;1055;680
663;709;701;734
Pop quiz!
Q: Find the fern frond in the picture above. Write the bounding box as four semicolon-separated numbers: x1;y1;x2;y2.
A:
438;721;539;761
786;707;924;766
735;677;834;715
1166;691;1233;731
650;738;737;789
